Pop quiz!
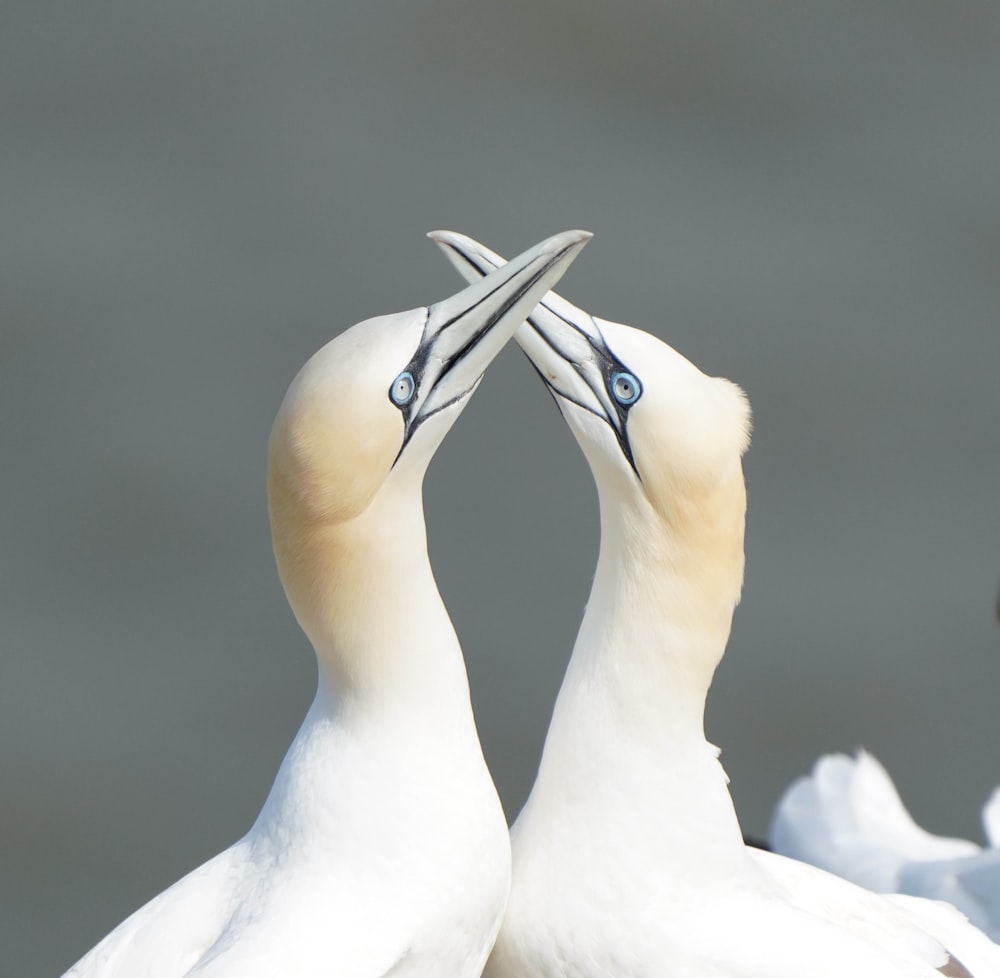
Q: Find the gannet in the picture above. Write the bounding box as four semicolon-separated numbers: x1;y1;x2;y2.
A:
772;750;1000;941
432;231;1000;978
62;229;591;978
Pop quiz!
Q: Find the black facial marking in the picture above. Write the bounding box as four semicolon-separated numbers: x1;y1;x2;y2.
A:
524;314;641;478
388;307;431;427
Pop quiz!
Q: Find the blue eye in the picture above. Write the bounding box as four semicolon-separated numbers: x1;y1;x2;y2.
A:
389;371;415;406
611;371;641;406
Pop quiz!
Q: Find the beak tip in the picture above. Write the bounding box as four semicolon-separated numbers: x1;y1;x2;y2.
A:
427;230;474;264
542;229;594;262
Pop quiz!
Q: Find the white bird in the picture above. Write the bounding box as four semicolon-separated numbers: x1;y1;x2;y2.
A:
771;750;1000;941
432;230;1000;978
63;229;591;978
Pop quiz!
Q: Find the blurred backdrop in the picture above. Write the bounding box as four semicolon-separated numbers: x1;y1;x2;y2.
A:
4;2;1000;973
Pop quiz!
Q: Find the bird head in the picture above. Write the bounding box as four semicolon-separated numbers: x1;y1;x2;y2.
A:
429;231;750;535
268;230;592;528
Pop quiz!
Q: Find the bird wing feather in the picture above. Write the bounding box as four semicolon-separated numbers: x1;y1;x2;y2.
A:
63;843;246;978
770;752;980;894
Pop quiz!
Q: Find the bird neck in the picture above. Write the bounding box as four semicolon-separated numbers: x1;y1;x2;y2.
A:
269;470;473;725
526;467;749;863
580;470;747;739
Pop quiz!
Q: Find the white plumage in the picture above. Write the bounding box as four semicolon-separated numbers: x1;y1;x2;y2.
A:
772;751;1000;942
433;230;1000;978
985;790;1000;848
63;230;590;978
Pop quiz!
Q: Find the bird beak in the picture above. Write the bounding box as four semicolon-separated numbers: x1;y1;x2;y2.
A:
396;229;592;455
428;230;639;473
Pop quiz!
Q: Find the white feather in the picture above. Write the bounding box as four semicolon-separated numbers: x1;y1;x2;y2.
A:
772;750;1000;943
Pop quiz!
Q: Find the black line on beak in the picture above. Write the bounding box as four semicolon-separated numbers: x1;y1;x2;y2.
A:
523;325;641;480
437;238;640;478
392;243;578;464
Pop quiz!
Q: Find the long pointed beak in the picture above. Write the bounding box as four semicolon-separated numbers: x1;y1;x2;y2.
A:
397;229;592;453
428;230;638;471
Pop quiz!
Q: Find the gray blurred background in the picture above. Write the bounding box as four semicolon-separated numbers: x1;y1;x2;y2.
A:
4;1;999;972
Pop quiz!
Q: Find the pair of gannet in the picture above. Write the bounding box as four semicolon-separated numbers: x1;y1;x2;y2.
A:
432;232;1000;978
63;231;591;978
65;226;1000;978
772;751;1000;941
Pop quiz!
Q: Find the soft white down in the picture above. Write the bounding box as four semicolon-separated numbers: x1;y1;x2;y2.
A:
772;750;1000;941
433;230;1000;978
62;230;591;978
